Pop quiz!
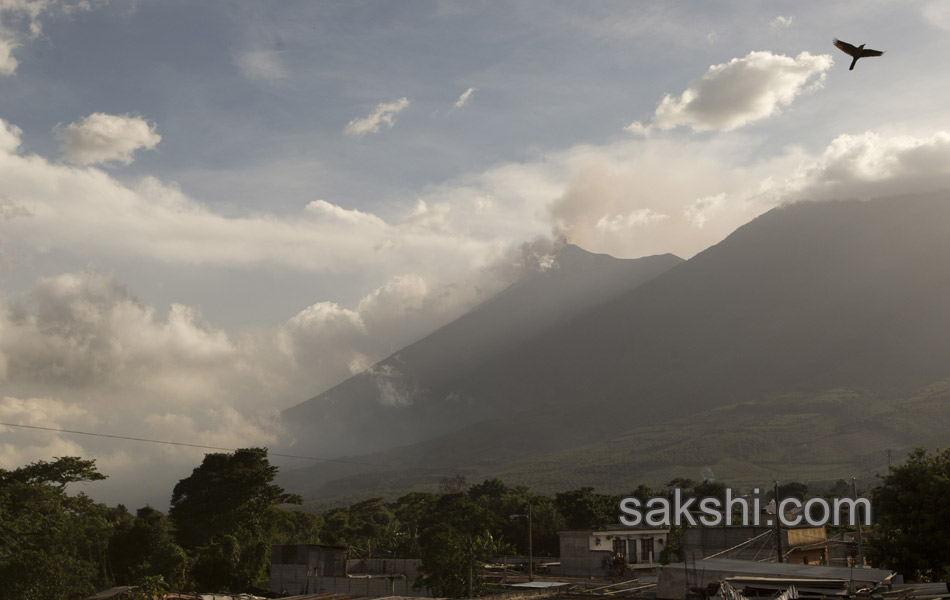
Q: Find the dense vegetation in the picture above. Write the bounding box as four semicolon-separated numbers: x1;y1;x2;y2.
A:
2;446;949;599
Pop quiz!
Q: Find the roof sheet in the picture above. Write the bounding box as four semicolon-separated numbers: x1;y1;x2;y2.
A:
661;558;893;583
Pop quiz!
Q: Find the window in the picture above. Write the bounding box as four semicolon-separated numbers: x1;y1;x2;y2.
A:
612;538;625;557
642;538;655;563
627;539;639;563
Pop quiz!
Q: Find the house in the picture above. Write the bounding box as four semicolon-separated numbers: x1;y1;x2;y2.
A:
270;546;427;597
270;544;348;593
681;524;829;565
557;524;670;577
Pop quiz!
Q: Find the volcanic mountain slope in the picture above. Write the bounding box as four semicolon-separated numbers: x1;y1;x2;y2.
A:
282;245;684;457
279;192;950;502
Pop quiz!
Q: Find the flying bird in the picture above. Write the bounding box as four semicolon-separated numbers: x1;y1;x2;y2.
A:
833;38;885;70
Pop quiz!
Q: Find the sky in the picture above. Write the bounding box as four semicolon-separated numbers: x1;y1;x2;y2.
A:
4;0;950;507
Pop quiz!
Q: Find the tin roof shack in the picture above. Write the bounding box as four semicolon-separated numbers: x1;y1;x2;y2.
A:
557;524;670;577
682;525;828;565
656;557;895;600
270;544;347;594
786;526;829;565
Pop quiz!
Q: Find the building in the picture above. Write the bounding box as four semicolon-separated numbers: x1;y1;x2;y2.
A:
557;524;670;577
270;546;428;597
270;544;348;594
681;524;829;565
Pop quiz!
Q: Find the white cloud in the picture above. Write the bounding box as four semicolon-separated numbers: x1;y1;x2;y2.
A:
0;117;21;152
2;268;235;391
405;198;452;231
545;139;790;259
684;193;726;228
0;267;285;502
0;0;92;76
0;120;494;276
789;131;950;201
55;113;161;165
624;120;651;137
304;199;386;227
0;34;17;75
281;272;493;393
455;87;476;108
922;1;950;30
595;208;669;232
234;49;291;83
344;97;410;137
771;15;793;29
0;395;90;426
652;51;833;132
0;194;31;219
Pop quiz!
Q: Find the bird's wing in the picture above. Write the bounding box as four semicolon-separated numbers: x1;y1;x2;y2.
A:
859;48;885;57
833;38;859;56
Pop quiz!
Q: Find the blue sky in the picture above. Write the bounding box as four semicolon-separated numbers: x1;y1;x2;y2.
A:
3;0;950;504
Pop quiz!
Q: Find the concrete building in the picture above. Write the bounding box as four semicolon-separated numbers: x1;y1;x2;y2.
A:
270;547;428;597
270;544;348;594
682;525;829;565
557;525;670;576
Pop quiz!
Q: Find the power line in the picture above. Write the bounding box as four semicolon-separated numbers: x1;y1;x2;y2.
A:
0;422;891;489
0;422;395;469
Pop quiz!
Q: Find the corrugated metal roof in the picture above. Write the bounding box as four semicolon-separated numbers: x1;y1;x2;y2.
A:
661;558;893;583
508;581;572;589
278;594;356;600
83;587;137;600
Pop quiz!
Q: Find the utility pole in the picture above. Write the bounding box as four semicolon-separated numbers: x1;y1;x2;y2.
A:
528;502;534;582
773;481;784;563
510;504;534;582
852;478;864;567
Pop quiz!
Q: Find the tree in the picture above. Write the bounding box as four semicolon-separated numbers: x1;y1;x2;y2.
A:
767;482;809;502
169;448;301;591
272;509;324;545
693;481;728;503
870;448;950;582
320;498;396;558
391;491;440;557
554;487;618;530
414;493;510;598
109;506;188;590
0;457;112;600
468;478;509;502
630;484;654;503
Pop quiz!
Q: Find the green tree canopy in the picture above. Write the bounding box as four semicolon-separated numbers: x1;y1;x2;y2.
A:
554;487;619;530
870;447;950;582
169;447;301;591
108;506;189;590
414;492;510;598
0;457;112;600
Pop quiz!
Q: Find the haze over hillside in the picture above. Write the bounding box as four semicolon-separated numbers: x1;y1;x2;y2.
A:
279;193;950;503
283;246;684;456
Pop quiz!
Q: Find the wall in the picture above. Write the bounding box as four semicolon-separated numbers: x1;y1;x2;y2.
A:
270;557;427;596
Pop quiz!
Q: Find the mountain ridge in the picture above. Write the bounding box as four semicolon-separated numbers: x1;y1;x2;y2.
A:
282;245;684;457
278;192;950;505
